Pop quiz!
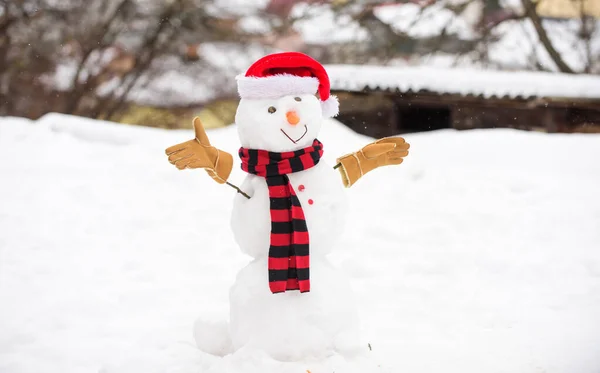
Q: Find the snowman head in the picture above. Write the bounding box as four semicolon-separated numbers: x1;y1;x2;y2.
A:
235;94;323;152
235;52;339;152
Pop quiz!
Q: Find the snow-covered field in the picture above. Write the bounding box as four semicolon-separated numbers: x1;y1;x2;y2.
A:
1;113;599;373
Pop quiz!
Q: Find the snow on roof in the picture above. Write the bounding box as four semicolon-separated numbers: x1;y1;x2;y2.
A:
326;64;600;100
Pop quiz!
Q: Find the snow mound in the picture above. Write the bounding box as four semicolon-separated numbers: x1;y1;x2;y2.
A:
193;319;232;357
1;113;600;373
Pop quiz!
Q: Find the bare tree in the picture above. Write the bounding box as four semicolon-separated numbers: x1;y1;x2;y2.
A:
520;0;575;73
2;0;597;122
275;0;598;73
0;0;263;120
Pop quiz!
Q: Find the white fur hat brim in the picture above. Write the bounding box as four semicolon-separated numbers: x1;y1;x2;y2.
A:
236;74;318;100
236;74;339;117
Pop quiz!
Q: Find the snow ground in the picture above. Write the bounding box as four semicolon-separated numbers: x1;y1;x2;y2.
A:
1;113;600;373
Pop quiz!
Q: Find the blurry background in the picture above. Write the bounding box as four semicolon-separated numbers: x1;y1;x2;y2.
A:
2;0;599;135
2;2;600;372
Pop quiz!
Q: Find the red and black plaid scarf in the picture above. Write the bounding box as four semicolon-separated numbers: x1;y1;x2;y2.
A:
239;139;324;294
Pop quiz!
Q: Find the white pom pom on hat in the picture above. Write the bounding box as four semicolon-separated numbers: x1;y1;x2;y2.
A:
236;52;339;118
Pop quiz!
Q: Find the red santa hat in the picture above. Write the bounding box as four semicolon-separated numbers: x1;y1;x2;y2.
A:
236;52;339;118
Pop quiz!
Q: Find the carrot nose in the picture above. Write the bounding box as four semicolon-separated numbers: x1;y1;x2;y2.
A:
286;111;300;125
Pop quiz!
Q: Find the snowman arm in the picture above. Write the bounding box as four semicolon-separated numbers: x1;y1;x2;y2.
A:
334;137;410;188
333;155;359;188
225;181;251;199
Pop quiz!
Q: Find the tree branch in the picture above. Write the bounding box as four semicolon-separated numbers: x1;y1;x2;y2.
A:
100;2;180;120
577;0;594;73
65;0;129;114
520;0;575;74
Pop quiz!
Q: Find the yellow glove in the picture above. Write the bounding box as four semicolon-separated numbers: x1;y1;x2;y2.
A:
336;136;410;187
165;117;233;184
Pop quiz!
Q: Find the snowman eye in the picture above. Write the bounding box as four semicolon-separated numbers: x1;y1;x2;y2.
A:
268;106;277;114
294;97;302;102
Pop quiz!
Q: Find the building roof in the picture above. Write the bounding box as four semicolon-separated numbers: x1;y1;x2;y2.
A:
536;0;600;19
326;64;600;100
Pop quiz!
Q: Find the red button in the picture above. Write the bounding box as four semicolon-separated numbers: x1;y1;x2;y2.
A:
298;185;305;191
308;199;314;205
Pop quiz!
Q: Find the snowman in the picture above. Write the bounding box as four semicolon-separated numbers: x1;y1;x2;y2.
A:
165;52;410;362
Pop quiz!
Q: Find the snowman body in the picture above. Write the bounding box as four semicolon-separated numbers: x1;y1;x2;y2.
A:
227;93;362;360
230;160;345;259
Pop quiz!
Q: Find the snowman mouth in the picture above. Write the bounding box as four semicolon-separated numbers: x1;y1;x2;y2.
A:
280;125;308;144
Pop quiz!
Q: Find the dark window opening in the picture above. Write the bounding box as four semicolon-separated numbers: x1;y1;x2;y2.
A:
567;108;600;126
398;106;451;133
566;108;600;133
336;109;395;139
